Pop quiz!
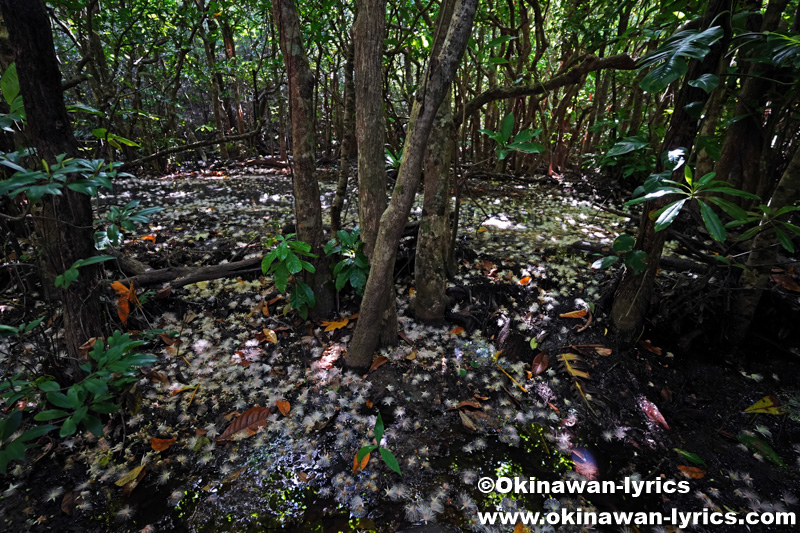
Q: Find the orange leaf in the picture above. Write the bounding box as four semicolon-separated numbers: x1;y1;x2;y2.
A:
142;235;157;242
450;326;465;336
262;328;278;344
514;523;530;533
110;280;131;296
559;309;587;318
169;386;196;396
447;400;482;411
321;318;349;332
369;355;389;372
150;437;177;452
276;400;291;417
638;339;663;355
217;407;270;442
353;451;370;473
366;400;373;408
160;334;179;346
677;465;705;479
519;276;532;285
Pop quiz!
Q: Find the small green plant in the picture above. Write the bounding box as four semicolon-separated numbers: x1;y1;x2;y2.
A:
626;154;759;242
726;203;800;253
385;147;402;171
0;410;56;474
55;255;115;289
261;233;317;319
324;227;369;295
356;412;401;475
601;135;656;181
94;200;164;249
591;233;648;275
479;112;545;161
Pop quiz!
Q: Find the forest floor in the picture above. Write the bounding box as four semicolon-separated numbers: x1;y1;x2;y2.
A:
2;160;800;532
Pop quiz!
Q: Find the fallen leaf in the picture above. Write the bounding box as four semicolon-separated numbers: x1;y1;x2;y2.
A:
142;235;157;243
770;273;800;292
447;400;482;411
638;339;662;355
262;328;278;344
674;448;706;466
532;352;549;375
366;400;373;408
150;437;177;452
160;333;179;346
459;410;477;431
321;318;349;332
60;490;83;516
638;396;669;430
170;385;197;396
406;350;417;361
737;433;785;466
519;276;532;285
559;309;587;318
217;407;271;442
110;281;139;325
744;396;785;415
143;370;169;384
514;523;530;533
115;465;145;488
276;400;291;417
353;450;370;473
369;355;389;372
477;227;488;233
450;326;465;336
78;338;97;359
677;465;705;479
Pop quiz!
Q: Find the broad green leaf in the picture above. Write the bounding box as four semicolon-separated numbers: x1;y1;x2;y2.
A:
654;199;687;231
356;444;377;463
19;424;56;442
500;113;515;144
613;234;635;253
83;414;104;436
774;227;794;253
606;136;649;157
379;447;402;475
34;409;69;421
286;253;302;274
698;200;726;242
488;35;517;47
737;433;784;466
273;263;289;292
625;250;649;275
1;410;22;441
60;416;77;437
46;391;72;409
591;255;618;269
0;63;19;104
688;73;719;93
706;196;747;221
640;55;687;93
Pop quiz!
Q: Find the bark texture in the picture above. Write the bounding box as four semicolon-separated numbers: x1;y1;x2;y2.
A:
330;35;355;236
346;0;478;369
1;0;105;361
272;0;334;319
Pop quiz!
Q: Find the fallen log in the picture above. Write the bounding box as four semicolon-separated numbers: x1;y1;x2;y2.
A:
123;256;263;289
569;241;709;273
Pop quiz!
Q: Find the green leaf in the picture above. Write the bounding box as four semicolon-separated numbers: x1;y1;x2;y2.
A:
46;391;72;409
640;55;687;93
60;416;77;437
356;444;378;463
379;447;402;475
83;414;104;436
1;410;22;441
297;280;315;308
506;141;545;154
90;402;119;414
737;433;785;466
674;448;706;466
613;234;635;253
591;256;618;269
37;380;60;392
698;200;726;242
688;73;719;93
0;63;19;104
34;409;69;421
606;136;649;157
774;226;794;253
273;263;289;292
349;269;366;291
706;196;748;221
19;424;56;442
374;412;385;443
286;253;302;274
654;199;687;231
500;113;515;144
488;35;517;47
624;250;649;275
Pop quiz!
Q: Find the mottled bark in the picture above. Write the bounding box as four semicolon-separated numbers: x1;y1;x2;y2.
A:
354;0;397;347
272;0;334;319
0;0;105;362
611;0;733;344
415;93;454;323
347;0;478;369
331;35;355;237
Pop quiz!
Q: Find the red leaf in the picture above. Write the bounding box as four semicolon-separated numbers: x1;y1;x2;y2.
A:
532;352;549;375
369;355;389;372
638;396;669;430
217;407;271;442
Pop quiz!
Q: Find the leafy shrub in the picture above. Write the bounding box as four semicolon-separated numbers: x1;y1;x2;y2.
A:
324;227;369;295
261;233;317;319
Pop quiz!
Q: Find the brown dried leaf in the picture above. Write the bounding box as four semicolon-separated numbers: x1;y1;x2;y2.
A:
638;339;662;355
447;400;482;411
677;465;705;479
160;333;179;346
459;410;477;431
150;437;177;452
638;396;669;430
559;309;587;318
276;400;291;417
217;407;271;442
532;352;549;376
369;355;389;372
60;490;83;516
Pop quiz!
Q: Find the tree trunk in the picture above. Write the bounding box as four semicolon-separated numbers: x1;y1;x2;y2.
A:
354;0;397;347
414;92;454;323
724;143;800;349
330;34;355;237
346;0;478;369
198;13;230;160
221;19;246;134
272;0;334;319
611;0;733;344
1;0;105;363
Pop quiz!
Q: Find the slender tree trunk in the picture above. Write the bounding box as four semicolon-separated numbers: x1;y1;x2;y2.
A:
272;0;334;319
347;0;478;369
414;92;454;323
354;0;396;347
611;0;732;344
1;0;105;363
221;19;246;134
725;143;800;348
198;16;230;159
331;35;355;236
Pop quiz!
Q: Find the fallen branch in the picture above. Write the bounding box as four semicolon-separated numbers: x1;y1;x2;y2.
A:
123;256;263;289
121;130;260;169
569;241;709;273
